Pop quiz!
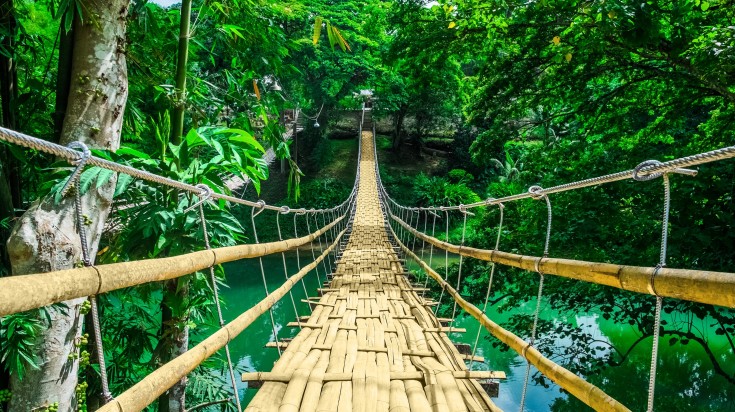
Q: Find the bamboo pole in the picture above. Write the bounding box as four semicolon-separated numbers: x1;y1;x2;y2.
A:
0;216;343;316
97;229;344;412
390;225;631;412
393;214;735;308
240;371;506;382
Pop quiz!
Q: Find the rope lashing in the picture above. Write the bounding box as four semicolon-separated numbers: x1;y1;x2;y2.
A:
293;211;311;311
434;208;450;316
304;211;324;290
197;202;242;412
449;205;473;333
519;186;553;412
423;210;440;299
276;208;302;329
633;160;677;412
251;200;282;356
64;141;113;404
469;201;504;371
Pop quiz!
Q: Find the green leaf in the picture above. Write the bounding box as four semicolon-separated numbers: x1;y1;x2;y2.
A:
327;22;336;49
313;17;323;45
96;169;115;188
114;174;134;198
117;147;151;160
700;1;709;11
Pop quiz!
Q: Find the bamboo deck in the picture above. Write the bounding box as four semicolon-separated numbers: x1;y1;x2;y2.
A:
244;131;501;412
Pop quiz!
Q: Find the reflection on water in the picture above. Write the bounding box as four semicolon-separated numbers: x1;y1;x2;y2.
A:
214;251;734;411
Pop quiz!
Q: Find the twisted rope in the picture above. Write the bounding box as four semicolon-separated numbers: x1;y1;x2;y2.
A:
469;202;504;370
519;189;552;412
198;203;242;412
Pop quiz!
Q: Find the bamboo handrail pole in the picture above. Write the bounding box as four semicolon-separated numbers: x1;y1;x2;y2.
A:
0;216;344;317
98;228;345;412
392;214;735;308
388;225;631;412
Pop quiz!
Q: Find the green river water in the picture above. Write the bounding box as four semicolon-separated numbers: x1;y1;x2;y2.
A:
217;251;734;411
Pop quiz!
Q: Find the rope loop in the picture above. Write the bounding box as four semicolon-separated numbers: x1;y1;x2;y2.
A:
252;200;266;218
183;184;213;213
60;141;92;197
280;205;291;214
633;159;664;181
528;185;545;200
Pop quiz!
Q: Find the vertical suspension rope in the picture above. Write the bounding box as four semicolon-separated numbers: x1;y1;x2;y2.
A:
449;206;472;332
469;203;505;370
64;141;113;404
422;211;439;299
312;211;330;280
519;186;553;412
293;211;311;312
434;209;450;316
419;210;428;261
197;200;242;412
329;210;339;268
277;208;302;329
251;202;282;356
631;159;673;412
305;211;324;289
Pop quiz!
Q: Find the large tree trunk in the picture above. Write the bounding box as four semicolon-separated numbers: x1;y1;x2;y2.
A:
6;1;129;410
53;8;77;144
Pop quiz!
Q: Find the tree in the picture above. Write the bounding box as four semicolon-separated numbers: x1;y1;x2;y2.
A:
6;0;130;409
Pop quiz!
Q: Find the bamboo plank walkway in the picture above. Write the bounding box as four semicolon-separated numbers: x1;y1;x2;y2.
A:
244;130;502;412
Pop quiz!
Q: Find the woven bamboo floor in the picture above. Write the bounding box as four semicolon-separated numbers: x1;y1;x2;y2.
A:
244;131;500;412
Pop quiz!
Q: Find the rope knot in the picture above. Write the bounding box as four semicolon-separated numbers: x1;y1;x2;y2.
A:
528;185;545;200
280;205;291;214
60;141;92;197
632;160;664;181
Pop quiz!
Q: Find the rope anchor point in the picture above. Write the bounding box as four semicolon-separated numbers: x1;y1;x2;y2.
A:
60;141;92;197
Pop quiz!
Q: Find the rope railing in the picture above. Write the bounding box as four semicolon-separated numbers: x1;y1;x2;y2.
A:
0;215;345;317
387;223;630;412
97;228;345;412
390;214;735;308
380;144;735;212
0;125;347;214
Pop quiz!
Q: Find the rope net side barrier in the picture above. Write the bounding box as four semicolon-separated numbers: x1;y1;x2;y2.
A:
97;229;345;412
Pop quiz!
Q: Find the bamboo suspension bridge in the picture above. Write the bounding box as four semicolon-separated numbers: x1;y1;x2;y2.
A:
0;108;734;411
